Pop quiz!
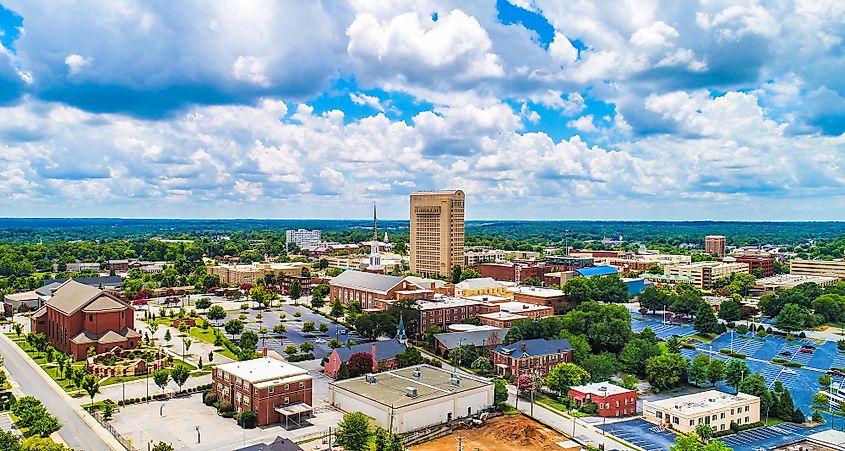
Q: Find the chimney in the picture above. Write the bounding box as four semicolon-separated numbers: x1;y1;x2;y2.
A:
262;347;268;357
520;342;527;352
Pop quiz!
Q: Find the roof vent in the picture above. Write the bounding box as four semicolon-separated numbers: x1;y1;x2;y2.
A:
366;374;377;384
405;387;418;398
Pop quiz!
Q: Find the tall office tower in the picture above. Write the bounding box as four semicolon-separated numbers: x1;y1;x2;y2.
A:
409;190;465;277
705;235;726;257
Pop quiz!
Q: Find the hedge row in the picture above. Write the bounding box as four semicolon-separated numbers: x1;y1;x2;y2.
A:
719;349;748;359
116;384;212;406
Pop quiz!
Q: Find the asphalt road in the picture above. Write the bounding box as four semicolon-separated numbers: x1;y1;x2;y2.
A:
0;336;113;451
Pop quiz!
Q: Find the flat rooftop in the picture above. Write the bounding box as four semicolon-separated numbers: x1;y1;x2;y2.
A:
570;382;634;397
479;311;525;321
416;296;484;310
646;390;757;415
755;274;838;286
330;364;491;409
497;301;551;313
508;286;564;297
215;358;309;384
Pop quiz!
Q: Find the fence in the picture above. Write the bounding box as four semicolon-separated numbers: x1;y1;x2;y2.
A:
93;412;137;451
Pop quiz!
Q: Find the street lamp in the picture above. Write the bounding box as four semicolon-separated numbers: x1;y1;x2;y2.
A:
195;425;201;444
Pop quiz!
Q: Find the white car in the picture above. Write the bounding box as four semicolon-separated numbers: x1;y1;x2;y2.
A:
314;338;327;344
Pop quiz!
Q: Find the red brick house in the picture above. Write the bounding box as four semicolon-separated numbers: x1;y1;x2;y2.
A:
212;357;313;427
492;338;572;379
568;382;637;417
323;339;406;379
479;262;548;283
329;271;424;309
30;280;140;360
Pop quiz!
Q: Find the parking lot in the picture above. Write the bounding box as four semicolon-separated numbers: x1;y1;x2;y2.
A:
632;316;696;340
222;303;365;361
596;418;677;451
721;422;826;450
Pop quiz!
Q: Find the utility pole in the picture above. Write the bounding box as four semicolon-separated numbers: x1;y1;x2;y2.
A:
456;435;465;451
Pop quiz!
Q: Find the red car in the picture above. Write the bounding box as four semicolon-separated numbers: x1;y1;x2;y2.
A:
799;348;814;354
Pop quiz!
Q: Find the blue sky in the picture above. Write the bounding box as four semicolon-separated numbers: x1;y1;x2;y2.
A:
0;1;844;220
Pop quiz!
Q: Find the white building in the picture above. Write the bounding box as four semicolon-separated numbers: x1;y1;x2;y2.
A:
285;229;322;249
329;364;494;433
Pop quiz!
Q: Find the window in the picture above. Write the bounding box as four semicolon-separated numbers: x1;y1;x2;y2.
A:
656;412;663;419
284;383;289;390
284;396;290;404
299;381;304;388
731;408;734;415
235;393;241;403
690;420;694;426
89;314;93;321
721;413;725;419
712;415;716;420
745;416;749;423
217;384;223;391
269;386;274;394
745;406;749;412
244;396;250;406
720;424;725;431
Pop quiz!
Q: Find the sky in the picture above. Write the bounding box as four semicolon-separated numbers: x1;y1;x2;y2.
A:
0;1;844;221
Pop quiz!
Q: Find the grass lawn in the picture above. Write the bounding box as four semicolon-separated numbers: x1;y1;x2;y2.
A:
535;395;571;418
100;373;151;387
765;417;784;426
185;327;237;360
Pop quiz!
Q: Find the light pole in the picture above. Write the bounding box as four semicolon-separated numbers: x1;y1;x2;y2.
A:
195;426;201;444
599;386;607;435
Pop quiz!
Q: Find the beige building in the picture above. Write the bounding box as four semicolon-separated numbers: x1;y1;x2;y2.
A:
705;235;727;257
665;261;749;289
643;390;760;434
410;190;465;277
208;262;310;286
790;259;845;279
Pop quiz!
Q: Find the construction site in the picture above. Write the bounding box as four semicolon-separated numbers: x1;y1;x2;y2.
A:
410;414;571;451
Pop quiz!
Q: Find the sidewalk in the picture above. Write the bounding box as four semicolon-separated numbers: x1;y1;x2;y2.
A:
71;373;213;407
137;319;234;367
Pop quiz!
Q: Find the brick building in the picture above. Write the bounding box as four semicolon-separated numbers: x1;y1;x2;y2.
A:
730;252;775;277
508;286;571;313
30;280;140;359
416;296;498;333
568;382;637;417
479;311;528;328
492;338;572;378
478;262;548;283
212;357;313;427
323;340;406;379
329;271;427;309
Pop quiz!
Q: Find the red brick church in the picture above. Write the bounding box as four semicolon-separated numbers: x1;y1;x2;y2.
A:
31;280;140;359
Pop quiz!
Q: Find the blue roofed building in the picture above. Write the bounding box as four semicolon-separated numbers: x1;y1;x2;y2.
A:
492;338;572;378
574;266;619;277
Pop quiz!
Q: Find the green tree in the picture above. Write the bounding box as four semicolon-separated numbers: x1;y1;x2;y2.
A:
813;392;829;407
163;329;172;345
812;294;845;323
493;378;509;408
776;303;808;332
205;304;226;322
396;347;424;368
725;359;750;393
776;389;796;422
450;264;463;284
81;374;100;411
330;300;345;317
645;353;688;391
289;279;302;303
695;424;713;442
224;318;244;339
592;275;629;303
619;337;661;377
694;304;721;334
470;357;494;376
328;338;343;349
153;369;170;395
819;374;832;387
449;344;479;367
738;374;772;416
581;352;619;382
170;364;190;393
238;330;259;360
151;442;175;451
717;300;742;322
563;277;593;304
707;358;725;386
0;430;19;451
545;362;590;395
336;412;371;451
639;286;671;313
273;324;286;336
300;342;315;353
689;354;710;386
194;298;211;310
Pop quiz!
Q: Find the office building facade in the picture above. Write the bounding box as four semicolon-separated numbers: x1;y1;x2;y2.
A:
705;235;727;257
410;190;465;277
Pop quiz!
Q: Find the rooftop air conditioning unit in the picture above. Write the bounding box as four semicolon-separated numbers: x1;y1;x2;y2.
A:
405;387;418;398
413;369;421;378
450;376;461;387
366;374;377;384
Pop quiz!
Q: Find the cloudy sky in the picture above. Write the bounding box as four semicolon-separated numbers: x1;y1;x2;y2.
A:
0;1;844;220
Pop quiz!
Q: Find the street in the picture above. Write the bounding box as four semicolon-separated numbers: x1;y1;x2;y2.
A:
0;334;114;451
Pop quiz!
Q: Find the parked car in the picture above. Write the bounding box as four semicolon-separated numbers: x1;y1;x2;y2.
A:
828;369;845;377
779;351;791;356
801;344;816;350
799;348;814;354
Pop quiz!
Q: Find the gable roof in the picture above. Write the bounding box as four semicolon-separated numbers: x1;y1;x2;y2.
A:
82;295;128;313
574;266;619;277
45;280;128;315
493;338;572;358
330;270;405;294
235;436;304;451
35;282;62;297
434;328;508;350
334;339;406;363
43;275;123;287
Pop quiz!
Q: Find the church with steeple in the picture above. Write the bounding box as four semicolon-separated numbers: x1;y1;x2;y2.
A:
365;202;384;273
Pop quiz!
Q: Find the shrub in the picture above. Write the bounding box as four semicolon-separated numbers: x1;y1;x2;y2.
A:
757;329;768;338
783;361;803;368
218;401;233;413
579;402;598;415
799;332;806;338
239;410;257;429
203;392;218;406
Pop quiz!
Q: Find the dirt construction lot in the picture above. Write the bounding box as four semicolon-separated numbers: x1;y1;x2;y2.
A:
412;414;566;451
